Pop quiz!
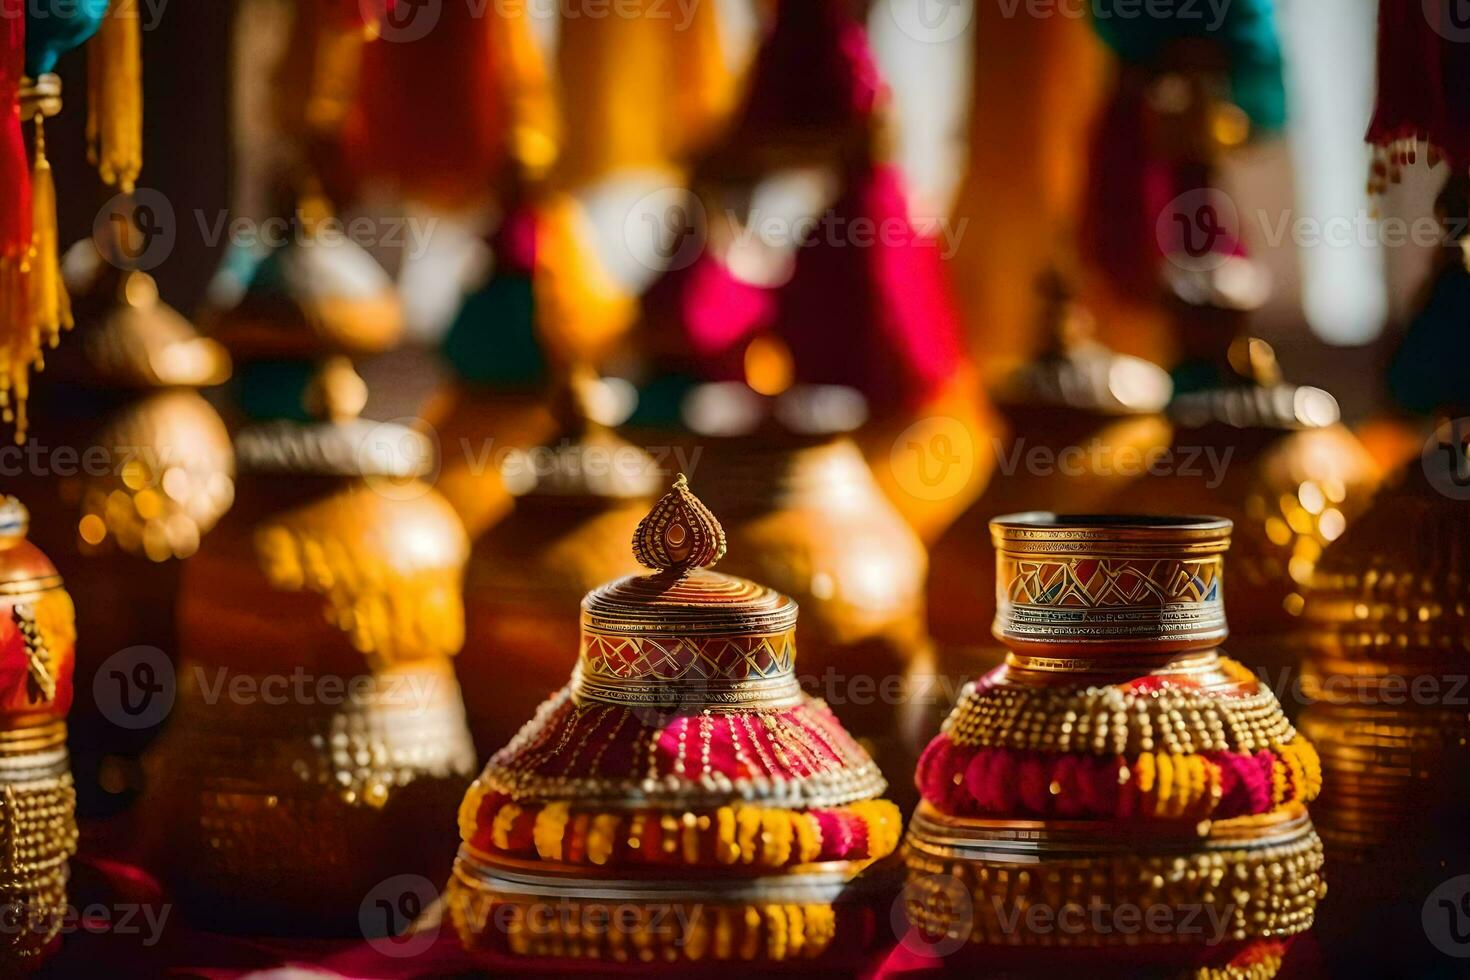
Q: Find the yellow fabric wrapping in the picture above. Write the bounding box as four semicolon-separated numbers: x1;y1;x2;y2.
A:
554;0;734;190
947;6;1107;381
533;194;637;366
87;0;143;193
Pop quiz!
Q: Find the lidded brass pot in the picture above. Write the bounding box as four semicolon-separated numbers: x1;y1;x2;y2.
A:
0;498;78;971
459;368;660;757
905;514;1325;978
1295;422;1470;971
1116;337;1380;674
147;356;474;933
929;273;1173;674
447;478;903;967
682;382;930;789
18;252;233;817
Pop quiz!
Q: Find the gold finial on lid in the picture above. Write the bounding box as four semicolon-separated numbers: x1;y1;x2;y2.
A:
632;475;726;573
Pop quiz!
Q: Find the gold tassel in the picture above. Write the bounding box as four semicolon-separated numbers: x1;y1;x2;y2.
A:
27;116;69;348
87;0;143;192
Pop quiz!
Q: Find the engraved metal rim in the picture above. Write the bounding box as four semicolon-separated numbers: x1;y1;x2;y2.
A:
991;513;1232;556
995;600;1229;646
452;844;894;905
905;802;1315;861
581;574;799;637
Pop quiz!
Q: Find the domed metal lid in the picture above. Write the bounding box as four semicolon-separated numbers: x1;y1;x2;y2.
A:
574;477;801;709
1170;337;1342;431
0;498;62;594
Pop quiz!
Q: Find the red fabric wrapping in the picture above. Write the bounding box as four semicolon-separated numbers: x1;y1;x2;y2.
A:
343;0;510;208
1367;0;1470;172
916;736;1288;821
489;692;862;787
727;0;881;146
774;163;967;413
0;0;28;262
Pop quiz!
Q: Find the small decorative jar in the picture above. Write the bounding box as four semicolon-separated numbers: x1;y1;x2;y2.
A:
447;477;903;968
0;497;78;971
905;513;1325;978
147;357;474;933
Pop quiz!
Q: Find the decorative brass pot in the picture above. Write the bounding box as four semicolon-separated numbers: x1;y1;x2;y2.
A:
147;359;474;933
447;478;902;968
904;514;1325;977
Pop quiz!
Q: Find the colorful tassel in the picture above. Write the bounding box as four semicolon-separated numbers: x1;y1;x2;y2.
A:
0;0;31;417
86;0;143;192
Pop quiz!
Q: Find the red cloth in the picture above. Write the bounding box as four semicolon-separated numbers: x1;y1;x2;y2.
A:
1367;0;1470;171
0;0;28;263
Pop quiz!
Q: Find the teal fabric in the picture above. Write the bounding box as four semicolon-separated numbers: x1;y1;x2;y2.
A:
1092;0;1287;131
1389;262;1470;416
25;0;107;76
440;275;547;390
231;360;318;423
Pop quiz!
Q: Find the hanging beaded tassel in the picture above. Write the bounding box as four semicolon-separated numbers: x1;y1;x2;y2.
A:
86;0;142;192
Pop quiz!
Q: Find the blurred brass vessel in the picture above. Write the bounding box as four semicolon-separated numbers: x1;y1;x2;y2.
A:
1114;338;1379;675
147;358;474;933
0;498;79;971
18;251;233;817
1297;422;1470;971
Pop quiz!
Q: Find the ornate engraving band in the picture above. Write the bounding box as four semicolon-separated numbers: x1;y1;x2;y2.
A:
575;629;802;708
990;513;1230;647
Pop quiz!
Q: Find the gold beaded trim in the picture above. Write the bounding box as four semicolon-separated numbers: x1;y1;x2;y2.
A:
0;764;78;964
903;809;1324;947
480;687;888;810
943;672;1298;756
446;879;841;963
